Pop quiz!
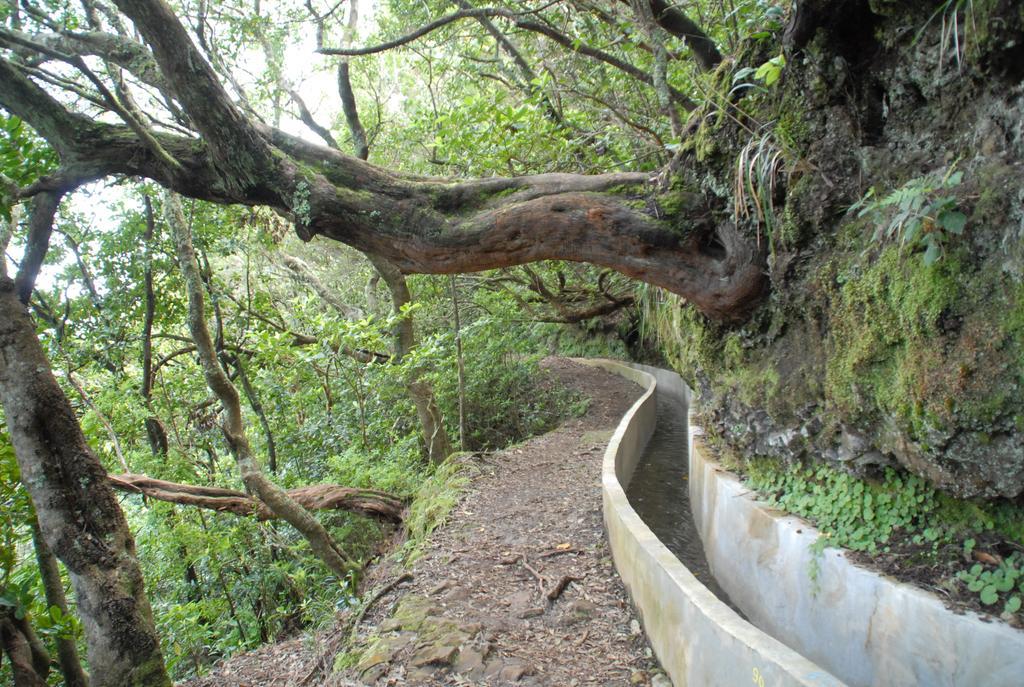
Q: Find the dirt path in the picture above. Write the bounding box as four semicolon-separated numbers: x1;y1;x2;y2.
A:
183;358;666;686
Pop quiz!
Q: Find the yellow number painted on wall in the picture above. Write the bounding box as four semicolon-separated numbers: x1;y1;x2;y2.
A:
752;667;766;687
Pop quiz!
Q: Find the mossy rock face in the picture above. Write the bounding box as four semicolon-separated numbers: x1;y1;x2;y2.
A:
825;246;1024;496
645;2;1024;498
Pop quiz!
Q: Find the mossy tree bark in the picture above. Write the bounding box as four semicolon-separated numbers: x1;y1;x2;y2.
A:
0;279;171;687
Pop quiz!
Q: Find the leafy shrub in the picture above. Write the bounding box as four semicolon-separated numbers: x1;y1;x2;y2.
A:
849;166;967;265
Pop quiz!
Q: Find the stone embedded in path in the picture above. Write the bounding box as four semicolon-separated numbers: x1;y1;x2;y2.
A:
428;579;452;596
379;594;437;632
357;592;500;681
454;645;487;676
410;642;458;667
498;661;534;681
517;606;545;619
559;599;598;625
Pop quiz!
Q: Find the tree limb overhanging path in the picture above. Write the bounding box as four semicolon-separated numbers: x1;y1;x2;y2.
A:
0;0;766;323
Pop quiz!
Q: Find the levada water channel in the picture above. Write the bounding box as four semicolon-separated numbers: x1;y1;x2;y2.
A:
624;374;738;611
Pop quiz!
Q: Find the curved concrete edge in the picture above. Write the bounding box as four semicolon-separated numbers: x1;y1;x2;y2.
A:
688;429;1024;687
574;358;845;687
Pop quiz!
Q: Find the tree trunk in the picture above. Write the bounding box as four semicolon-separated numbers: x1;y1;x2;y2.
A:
31;515;90;687
141;195;169;456
449;275;467;451
367;255;452;464
0;613;49;687
231;353;278;474
0;278;171;687
165;191;355;577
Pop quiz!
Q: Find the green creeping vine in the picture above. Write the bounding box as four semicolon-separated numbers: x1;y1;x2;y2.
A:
746;459;1024;617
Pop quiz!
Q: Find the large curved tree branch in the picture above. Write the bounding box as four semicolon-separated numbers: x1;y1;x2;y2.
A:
0;58;93;158
1;0;765;322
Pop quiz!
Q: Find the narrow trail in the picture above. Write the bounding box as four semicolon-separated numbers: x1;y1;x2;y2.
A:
183;358;668;686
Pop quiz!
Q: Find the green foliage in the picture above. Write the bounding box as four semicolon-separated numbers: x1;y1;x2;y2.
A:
957;554;1024;612
428;316;584;451
0;430;25;588
748;461;940;554
402;456;470;561
735;130;785;251
0;115;58;220
849;166;967;265
747;458;1024;617
916;0;978;69
754;54;787;86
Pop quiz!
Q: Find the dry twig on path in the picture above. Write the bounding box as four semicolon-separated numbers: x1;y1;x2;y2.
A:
545;574;581;601
513;553;582;604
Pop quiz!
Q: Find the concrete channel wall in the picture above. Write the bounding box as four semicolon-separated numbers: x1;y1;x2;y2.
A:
688;421;1024;687
577;359;844;687
584;357;1024;686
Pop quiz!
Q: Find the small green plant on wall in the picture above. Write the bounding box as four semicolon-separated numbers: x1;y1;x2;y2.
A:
957;548;1023;615
745;458;1024;619
849;166;967;265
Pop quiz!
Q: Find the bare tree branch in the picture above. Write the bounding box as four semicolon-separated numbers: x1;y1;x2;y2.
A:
288;88;340;150
108;473;405;522
319;5;696;109
320;7;520;56
644;0;722;71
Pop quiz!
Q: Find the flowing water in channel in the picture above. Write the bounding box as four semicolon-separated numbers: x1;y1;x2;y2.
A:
624;387;739;610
